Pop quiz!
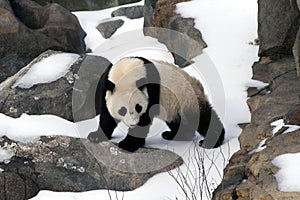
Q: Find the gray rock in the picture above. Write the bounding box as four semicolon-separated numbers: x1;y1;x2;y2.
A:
111;5;144;19
96;19;125;39
292;22;300;79
258;0;300;58
143;0;156;28
0;50;111;121
143;0;207;67
31;0;140;11
0;0;86;82
284;104;300;125
0;136;183;198
0;54;27;83
168;15;207;67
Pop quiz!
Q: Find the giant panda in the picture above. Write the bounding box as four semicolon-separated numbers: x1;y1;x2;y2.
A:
88;57;225;152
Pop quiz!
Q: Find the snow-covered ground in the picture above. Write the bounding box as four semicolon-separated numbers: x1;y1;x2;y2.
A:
0;0;265;199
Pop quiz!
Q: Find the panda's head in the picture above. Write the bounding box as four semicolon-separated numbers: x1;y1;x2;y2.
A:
105;58;149;127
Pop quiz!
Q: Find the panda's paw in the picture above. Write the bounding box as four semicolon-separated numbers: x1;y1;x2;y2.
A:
118;135;145;152
162;131;175;140
87;130;107;143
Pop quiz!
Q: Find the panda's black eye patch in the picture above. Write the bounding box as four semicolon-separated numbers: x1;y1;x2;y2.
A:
135;104;142;113
105;80;115;92
118;107;127;116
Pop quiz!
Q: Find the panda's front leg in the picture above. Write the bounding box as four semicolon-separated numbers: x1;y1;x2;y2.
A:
88;111;118;143
118;113;152;152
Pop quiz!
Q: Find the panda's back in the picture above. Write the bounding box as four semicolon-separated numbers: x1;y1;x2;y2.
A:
150;60;209;121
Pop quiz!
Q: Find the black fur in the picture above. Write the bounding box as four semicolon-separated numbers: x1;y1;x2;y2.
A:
198;106;225;148
189;103;225;148
88;63;118;143
162;119;181;140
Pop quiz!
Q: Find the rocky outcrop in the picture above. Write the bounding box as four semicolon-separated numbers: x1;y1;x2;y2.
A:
143;0;207;67
213;57;300;199
111;5;144;19
31;0;140;11
0;0;86;83
258;0;300;58
0;51;111;121
213;2;300;198
0;136;183;199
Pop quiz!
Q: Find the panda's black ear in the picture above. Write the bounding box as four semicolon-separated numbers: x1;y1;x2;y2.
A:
136;78;147;90
105;80;115;92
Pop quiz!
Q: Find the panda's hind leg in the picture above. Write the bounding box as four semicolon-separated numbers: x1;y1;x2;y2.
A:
197;104;225;148
162;119;180;140
162;117;195;141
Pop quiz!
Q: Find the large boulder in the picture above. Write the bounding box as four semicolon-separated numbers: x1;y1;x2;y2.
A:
258;0;300;58
143;0;207;67
0;136;183;199
0;0;86;82
31;0;140;11
0;50;111;121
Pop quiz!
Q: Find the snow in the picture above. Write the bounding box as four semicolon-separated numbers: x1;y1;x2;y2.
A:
0;114;78;142
0;0;264;199
272;153;300;192
249;139;267;155
0;148;14;163
271;119;300;135
73;1;144;51
13;53;80;89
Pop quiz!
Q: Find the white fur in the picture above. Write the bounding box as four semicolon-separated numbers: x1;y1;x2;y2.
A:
106;57;209;126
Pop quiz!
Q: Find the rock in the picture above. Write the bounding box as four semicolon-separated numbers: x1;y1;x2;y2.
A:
0;0;86;82
72;54;112;121
213;56;300;199
0;157;40;200
31;0;140;11
168;15;207;67
284;104;300;125
96;19;125;39
0;136;183;198
143;0;156;28
292;22;300;79
258;0;300;58
143;0;207;67
111;5;144;19
0;50;111;121
0;54;27;83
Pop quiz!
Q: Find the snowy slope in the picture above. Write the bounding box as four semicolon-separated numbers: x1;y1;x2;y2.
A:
0;0;263;199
